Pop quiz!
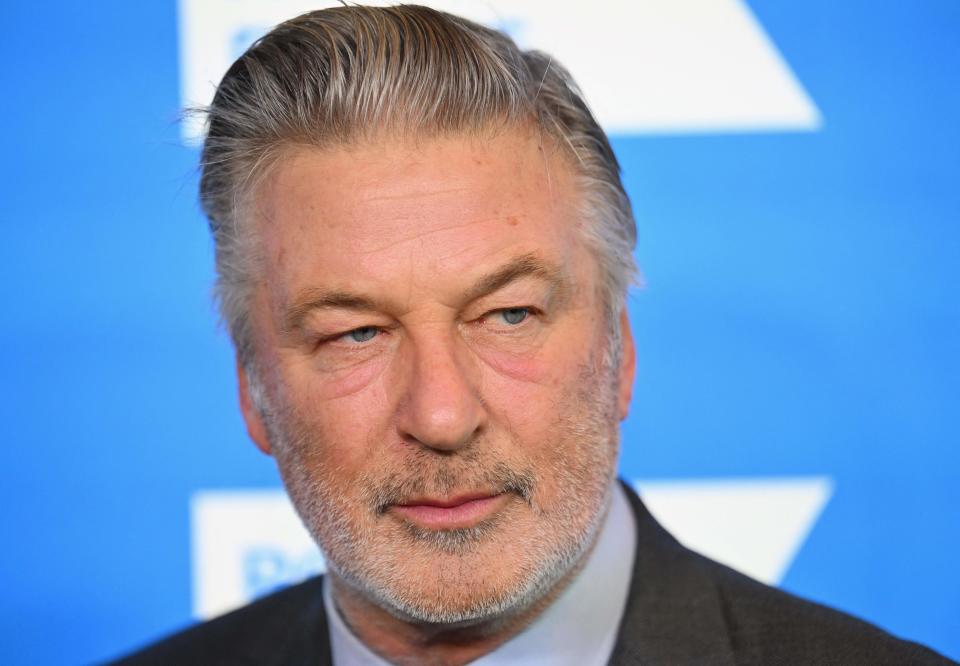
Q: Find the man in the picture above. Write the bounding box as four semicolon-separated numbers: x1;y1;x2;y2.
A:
116;5;952;665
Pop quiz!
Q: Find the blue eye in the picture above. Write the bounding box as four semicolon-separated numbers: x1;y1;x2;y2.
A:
499;308;529;325
345;326;378;343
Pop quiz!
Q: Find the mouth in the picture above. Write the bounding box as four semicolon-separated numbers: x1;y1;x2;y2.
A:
388;492;511;530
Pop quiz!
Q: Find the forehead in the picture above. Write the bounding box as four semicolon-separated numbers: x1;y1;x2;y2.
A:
253;130;589;306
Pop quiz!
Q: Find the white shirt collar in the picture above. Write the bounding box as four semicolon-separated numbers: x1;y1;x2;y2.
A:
324;481;637;665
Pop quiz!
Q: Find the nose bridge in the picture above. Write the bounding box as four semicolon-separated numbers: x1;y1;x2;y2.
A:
397;323;484;451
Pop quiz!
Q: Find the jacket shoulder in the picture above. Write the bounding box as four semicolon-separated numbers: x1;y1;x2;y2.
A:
613;481;955;665
703;556;953;665
107;576;329;666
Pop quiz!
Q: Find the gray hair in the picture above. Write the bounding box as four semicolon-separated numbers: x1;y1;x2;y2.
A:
199;4;637;368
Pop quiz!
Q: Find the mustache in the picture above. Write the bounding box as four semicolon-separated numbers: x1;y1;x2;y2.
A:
366;460;536;515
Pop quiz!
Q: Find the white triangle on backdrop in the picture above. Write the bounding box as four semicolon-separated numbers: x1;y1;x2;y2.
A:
177;0;822;141
635;476;834;585
191;476;833;619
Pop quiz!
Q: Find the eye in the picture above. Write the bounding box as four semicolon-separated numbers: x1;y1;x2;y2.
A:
341;326;379;343
496;307;530;325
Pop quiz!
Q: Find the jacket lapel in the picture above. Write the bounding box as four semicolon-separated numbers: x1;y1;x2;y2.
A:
275;576;333;666
609;481;737;665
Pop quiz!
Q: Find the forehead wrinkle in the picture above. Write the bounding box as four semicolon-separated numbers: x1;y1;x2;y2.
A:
350;214;513;257
361;185;472;203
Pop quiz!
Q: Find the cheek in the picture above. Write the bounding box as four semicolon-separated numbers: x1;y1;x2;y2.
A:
471;313;599;385
313;355;392;400
278;364;394;474
480;347;585;446
474;348;549;384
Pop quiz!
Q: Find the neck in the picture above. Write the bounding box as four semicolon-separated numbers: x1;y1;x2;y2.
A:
327;546;594;666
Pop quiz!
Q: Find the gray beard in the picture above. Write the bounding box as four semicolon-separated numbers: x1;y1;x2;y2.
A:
258;352;621;627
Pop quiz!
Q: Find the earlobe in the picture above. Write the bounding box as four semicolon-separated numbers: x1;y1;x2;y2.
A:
616;308;636;421
237;360;273;456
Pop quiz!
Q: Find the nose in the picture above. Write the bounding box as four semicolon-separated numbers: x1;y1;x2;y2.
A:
396;331;485;452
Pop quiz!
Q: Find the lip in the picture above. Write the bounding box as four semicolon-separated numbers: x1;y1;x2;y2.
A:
389;492;510;530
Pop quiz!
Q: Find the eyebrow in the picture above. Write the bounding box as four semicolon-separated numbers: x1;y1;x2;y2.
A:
281;252;571;333
282;290;383;334
461;252;570;304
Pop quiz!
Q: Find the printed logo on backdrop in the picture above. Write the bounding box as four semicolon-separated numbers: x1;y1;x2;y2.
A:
177;0;822;142
190;492;326;618
191;478;832;619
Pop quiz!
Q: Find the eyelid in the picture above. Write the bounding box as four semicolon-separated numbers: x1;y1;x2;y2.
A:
341;325;379;342
479;305;542;325
312;324;386;347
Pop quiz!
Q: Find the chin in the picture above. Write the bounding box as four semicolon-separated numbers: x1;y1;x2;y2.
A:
330;498;608;628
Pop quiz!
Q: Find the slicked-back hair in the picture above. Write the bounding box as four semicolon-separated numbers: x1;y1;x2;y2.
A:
199;4;637;368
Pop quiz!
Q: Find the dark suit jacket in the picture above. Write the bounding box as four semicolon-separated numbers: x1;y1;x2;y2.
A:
112;482;954;665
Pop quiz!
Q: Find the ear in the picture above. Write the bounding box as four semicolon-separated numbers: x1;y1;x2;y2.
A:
616;308;636;421
237;359;273;456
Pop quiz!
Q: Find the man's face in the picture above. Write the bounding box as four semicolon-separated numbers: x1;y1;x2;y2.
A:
240;129;635;624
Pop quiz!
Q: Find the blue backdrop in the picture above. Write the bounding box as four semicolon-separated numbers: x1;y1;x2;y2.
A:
1;1;957;663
